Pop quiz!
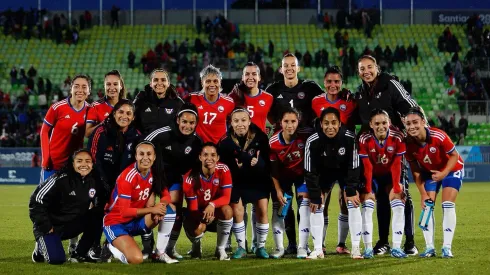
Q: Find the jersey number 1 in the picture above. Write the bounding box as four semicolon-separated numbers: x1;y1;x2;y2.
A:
139;188;150;201
203;112;217;125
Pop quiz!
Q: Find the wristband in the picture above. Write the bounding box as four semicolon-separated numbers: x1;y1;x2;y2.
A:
208;202;215;208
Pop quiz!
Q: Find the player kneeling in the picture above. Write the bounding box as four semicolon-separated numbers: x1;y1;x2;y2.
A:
103;141;177;264
359;109;408;259
183;143;233;260
405;108;464;258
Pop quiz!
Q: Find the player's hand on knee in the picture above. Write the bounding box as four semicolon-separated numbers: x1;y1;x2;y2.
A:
346;194;361;207
151;203;166;216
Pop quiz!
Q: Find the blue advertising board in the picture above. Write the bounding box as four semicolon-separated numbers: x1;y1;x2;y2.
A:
0;167;41;184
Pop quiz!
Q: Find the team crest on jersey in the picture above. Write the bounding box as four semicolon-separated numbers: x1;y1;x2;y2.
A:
338;147;345;155
248;148;256;156
387;146;394;153
104;112;110;117
297;92;305;99
430;147;436;153
185;146;192;154
340;104;347;111
165;108;174;114
298;143;305;149
259;100;265;106
213;178;220;186
149;177;153;185
89;188;96;198
218;106;224;112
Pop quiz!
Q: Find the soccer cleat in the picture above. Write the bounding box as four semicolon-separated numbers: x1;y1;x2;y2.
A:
419;247;436;258
351;246;364;259
403;241;419;256
68;251;98;263
190;240;202;259
391;248;408;258
270;248;285;259
373;241;391;255
166;248;184;260
255;247;269;259
442;247;453;258
306;250;324;259
231;247;247;259
296;247;308;259
336;244;351;254
153;252;179;264
250;245;257;254
215;248;230;261
88;244;102;260
31;243;45;263
285;244;298;255
363;248;374;259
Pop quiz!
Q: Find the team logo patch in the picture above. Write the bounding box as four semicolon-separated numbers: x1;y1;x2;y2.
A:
218;106;224;112
165;108;174;114
185;146;192;154
430;147;436;153
338;147;345;155
248;148;256;156
340;104;347;111
298;143;305;149
213;178;220;186
387;146;394;153
149;177;153;185
89;188;96;198
297;92;305;99
259;100;265;107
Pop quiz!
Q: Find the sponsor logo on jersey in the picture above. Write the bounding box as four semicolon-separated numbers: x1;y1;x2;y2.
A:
259;100;265;106
370;149;376;152
375;92;382;99
165;146;172;151
198;105;203;109
218;106;224;112
145;108;152;112
213;178;220;186
277;94;283;99
185;146;192;154
338;147;345;155
69;191;76;196
65;115;70;119
279;150;286;155
340;104;347;111
320;107;325;111
136;185;140;189
298;143;305;149
127;143;132;150
88;188;96;198
387;146;394;153
430;147;436;153
104;112;110;117
165;108;173;114
297;92;305;99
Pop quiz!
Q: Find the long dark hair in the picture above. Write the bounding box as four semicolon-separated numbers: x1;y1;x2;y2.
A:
104;70;127;101
103;99;135;153
233;62;261;107
189;142;219;192
135;141;165;196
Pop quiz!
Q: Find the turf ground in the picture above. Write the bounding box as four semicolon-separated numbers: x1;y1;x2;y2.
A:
1;183;490;275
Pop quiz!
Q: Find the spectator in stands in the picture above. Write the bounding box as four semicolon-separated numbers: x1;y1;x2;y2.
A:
335;30;342;48
323;12;331;29
84;11;92;28
128;51;136;69
28;65;37;78
20;66;27;83
458;115;468;141
10;66;17;86
111;5;120;28
437;112;449;132
269;40;274;58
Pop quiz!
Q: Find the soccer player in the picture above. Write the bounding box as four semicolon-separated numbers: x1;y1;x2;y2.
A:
218;108;271;259
304;107;363;259
143;102;202;259
30;149;108;264
266;53;323;254
183;143;233;261
358;109;408;258
404;108;464;258
312;65;357;254
269;107;308;259
189;65;235;144
103;141;177;264
85;70;127;137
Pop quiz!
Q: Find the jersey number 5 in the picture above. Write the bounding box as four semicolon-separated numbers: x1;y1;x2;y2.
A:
203;112;217;125
138;188;150;201
247;106;254;118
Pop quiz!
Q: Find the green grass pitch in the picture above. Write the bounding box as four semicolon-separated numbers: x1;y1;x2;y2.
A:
1;183;490;274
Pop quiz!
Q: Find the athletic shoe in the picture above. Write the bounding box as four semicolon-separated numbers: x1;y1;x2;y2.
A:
142;250;152;260
152;252;179;264
285;244;298;255
255;247;269;259
190;240;202;259
403;241;419;256
296;247;308;259
215;248;230;261
68;251;98;263
31;243;44;263
99;242;112;263
373;241;390;255
336;244;351;254
350;246;363;259
419;247;436;258
270;248;285;259
391;248;408;258
231;247;247;259
88;244;101;259
363;248;374;259
441;247;453;258
250;245;257;254
306;250;324;259
166;248;184;260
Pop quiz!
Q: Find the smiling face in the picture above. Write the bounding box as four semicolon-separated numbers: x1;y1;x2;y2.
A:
177;112;197;136
199;145;219;171
73;151;93;177
151;71;169;98
104;74;122;99
242;65;261;89
405;114;425;138
321;113;341;138
70;78;90;102
202;73;221;97
358;58;378;84
231;111;251;137
135;144;156;172
281;112;299;137
324;73;342;95
281;56;300;81
113;104;135;130
370;114;390;140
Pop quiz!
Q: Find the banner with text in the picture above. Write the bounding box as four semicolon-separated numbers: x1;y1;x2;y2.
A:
432;11;490;25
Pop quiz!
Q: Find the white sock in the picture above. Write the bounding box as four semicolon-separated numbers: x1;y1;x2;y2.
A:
251;205;257;247
338;213;349;245
322;215;329;247
256;223;269;248
310;205;325;252
390;199;405;249
272;202;285;250
69;236;78;247
298;198;311;249
422;210;435;249
108;243;128;264
156;212;176;253
442;201;456;249
361;199;375;249
217;219;233;250
232;221;246;249
347;201;362;249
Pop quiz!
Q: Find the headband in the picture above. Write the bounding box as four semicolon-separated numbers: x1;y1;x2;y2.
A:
177;109;198;117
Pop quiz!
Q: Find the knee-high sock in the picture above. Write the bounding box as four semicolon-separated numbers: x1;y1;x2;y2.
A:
338;213;349;245
422;210;435;249
376;191;391;244
298;198;311;249
442;201;456;249
272;202;285;249
284;202;297;246
322;215;329;247
310;205;324;252
156;210;176;254
256;222;269;249
362;200;375;249
217;219;233;250
232;221;246;249
108;243;128;264
390;199;405;249
404;191;415;242
347;201;362;250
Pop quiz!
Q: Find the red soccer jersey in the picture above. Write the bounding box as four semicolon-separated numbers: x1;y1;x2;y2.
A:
311;94;357;125
41;98;88;170
86;97;113;125
229;90;273;133
269;130;307;179
359;129;406;176
189;93;235;144
183;163;233;211
405;127;464;173
104;163;171;226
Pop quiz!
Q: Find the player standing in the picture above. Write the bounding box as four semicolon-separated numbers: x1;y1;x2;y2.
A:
404;108;463;258
183;143;233;260
189;65;235;144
